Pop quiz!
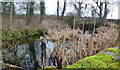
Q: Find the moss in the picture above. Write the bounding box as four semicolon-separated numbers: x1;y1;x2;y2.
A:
44;66;56;68
91;54;115;64
66;58;107;68
66;47;119;68
66;52;109;68
109;63;120;68
116;43;120;47
2;28;44;49
102;48;120;56
41;66;57;70
2;28;44;41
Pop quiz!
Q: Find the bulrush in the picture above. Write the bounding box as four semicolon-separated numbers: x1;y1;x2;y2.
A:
45;26;118;67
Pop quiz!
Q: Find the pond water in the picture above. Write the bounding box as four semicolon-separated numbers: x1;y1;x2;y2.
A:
2;40;57;69
3;40;74;69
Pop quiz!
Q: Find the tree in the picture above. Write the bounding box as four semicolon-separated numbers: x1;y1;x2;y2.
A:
1;2;15;29
61;0;66;20
91;6;96;17
89;0;110;24
10;2;14;24
74;1;83;17
103;1;109;19
93;0;109;19
57;0;60;18
26;2;35;25
1;2;9;15
40;0;45;23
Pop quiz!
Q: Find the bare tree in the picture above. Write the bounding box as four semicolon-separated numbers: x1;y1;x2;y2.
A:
61;0;66;20
10;2;14;24
57;0;60;18
40;0;45;23
26;2;35;25
91;5;96;17
93;0;109;19
1;2;15;29
74;1;83;17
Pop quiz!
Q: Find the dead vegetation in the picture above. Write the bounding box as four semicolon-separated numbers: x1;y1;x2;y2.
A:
2;15;68;30
45;26;119;67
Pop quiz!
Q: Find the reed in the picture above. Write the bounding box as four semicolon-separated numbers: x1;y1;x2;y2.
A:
45;26;119;67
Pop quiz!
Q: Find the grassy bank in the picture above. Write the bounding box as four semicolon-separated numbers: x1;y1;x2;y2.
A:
66;46;120;68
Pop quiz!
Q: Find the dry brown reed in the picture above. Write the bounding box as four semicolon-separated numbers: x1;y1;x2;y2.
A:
45;26;118;67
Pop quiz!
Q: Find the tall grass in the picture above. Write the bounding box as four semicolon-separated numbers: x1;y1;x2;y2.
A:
45;26;118;67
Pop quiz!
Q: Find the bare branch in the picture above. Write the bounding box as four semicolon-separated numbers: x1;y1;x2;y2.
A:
0;62;24;69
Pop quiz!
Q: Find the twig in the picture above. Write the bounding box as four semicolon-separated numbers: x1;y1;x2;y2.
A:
0;62;24;69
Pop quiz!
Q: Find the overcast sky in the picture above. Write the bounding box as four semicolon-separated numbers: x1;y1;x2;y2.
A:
0;0;119;19
45;0;118;19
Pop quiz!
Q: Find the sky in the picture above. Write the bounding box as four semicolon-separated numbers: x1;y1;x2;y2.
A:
0;0;119;19
45;0;119;19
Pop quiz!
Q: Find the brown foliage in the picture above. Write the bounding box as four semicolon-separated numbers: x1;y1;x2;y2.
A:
45;26;118;67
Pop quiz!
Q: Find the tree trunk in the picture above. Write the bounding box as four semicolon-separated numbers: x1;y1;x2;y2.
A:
29;2;34;16
57;0;59;18
10;2;13;23
103;2;108;19
26;2;34;25
61;0;66;20
78;2;82;17
40;1;45;23
99;2;103;19
1;2;9;30
0;12;2;69
26;2;30;25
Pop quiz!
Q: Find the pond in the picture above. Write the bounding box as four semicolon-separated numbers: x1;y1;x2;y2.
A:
4;40;54;69
2;39;74;69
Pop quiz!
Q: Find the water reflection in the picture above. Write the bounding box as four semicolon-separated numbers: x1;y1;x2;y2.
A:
16;40;54;69
3;40;73;69
17;44;34;68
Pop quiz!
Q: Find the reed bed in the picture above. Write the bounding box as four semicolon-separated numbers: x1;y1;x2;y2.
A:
45;26;119;67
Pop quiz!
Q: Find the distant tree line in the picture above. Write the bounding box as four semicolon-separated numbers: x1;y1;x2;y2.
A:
0;0;119;29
